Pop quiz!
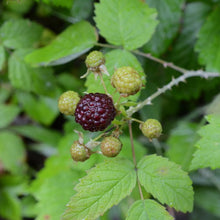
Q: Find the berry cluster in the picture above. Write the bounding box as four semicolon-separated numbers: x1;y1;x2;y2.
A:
58;50;162;162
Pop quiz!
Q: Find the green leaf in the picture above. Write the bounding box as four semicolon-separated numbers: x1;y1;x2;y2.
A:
166;122;199;171
16;92;59;126
137;155;194;212
11;125;61;147
0;104;20;129
206;93;220;115
35;0;73;8
0;131;26;175
0;87;10;103
4;0;34;14
63;159;136;220
30;134;102;220
0;45;6;70
35;170;82;220
169;2;211;69
85;49;145;103
9;49;56;96
0;19;43;49
94;0;158;50
190;115;220;170
0;189;21;220
126;199;173;220
195;6;220;72
25;21;97;66
195;187;220;218
144;0;184;56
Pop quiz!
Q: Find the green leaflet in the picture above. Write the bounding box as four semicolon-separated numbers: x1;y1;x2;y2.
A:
170;2;211;69
16;92;59;126
166;121;200;171
195;6;220;72
0;189;21;220
0;18;43;49
195;187;220;218
11;125;61;148
0;104;20;129
0;131;26;175
35;0;73;8
30;134;103;220
137;155;194;213
63;159;136;220
144;0;184;56
0;45;6;70
126;199;173;220
85;49;145;103
190;115;220;170
94;0;158;50
25;21;97;66
8;49;56;96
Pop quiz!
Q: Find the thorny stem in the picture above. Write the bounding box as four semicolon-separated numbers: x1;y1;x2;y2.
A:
128;120;144;200
133;50;188;74
127;71;220;117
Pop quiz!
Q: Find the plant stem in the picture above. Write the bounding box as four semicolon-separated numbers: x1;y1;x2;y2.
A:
133;50;187;74
128;120;144;200
96;42;120;49
98;72;109;95
152;139;163;155
128;120;137;167
127;71;220;117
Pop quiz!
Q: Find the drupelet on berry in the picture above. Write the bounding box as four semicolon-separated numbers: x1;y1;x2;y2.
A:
74;93;116;132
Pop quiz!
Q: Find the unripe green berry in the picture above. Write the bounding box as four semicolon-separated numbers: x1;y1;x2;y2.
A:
58;91;80;115
140;119;162;140
70;141;90;162
85;51;105;71
111;66;142;96
101;136;122;157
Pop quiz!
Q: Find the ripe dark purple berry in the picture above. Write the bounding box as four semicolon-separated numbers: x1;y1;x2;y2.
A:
74;93;116;132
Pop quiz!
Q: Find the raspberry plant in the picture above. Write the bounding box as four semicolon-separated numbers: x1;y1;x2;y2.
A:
1;0;220;220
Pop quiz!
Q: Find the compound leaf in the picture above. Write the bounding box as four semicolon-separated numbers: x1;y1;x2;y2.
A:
137;155;193;213
63;159;136;220
0;19;43;49
25;21;97;66
94;0;158;50
144;0;184;56
195;6;220;72
190;115;220;170
126;199;173;220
